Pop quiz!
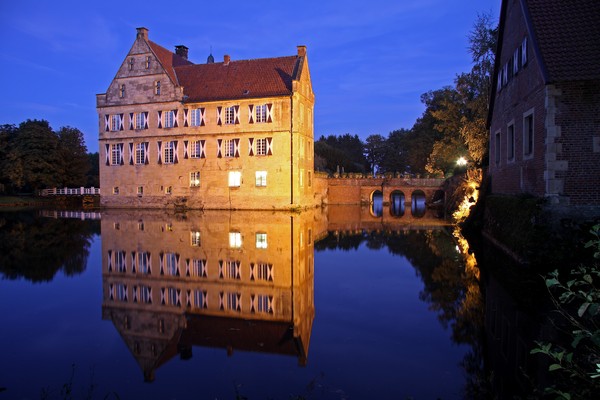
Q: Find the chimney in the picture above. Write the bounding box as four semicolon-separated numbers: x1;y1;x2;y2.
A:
136;27;148;41
224;54;231;65
175;45;188;60
297;45;307;57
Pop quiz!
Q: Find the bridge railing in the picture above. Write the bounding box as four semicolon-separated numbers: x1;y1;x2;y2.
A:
39;210;102;220
39;187;101;196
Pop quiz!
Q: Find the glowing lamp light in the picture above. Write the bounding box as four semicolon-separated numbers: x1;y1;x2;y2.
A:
456;157;468;167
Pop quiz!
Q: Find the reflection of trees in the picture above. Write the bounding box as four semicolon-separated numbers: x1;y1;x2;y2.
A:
315;228;485;397
0;211;100;282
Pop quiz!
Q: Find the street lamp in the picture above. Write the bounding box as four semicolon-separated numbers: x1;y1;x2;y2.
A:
456;157;468;167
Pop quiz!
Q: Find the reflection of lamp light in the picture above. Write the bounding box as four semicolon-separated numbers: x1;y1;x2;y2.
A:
456;157;468;167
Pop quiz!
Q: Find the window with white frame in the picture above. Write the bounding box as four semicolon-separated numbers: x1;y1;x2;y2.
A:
110;144;122;165
254;263;273;282
225;106;235;124
163;141;175;164
189;140;202;158
190;259;207;278
256;233;267;249
163;110;175;128
110;115;121;131
507;123;515;161
228;171;241;187
523;110;534;158
135;143;145;165
138;252;151;274
224;139;235;157
229;232;242;248
226;260;241;280
115;251;126;273
255;171;267;187
193;290;207;309
139;285;152;304
255;138;267;156
134;112;146;129
190;231;201;246
190;108;203;126
164;252;179;276
255;104;267;123
190;171;200;187
254;294;273;314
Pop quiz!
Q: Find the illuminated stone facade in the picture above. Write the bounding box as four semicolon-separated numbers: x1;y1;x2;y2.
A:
97;28;316;210
101;209;326;380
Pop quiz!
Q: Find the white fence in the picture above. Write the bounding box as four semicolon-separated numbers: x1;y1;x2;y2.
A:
39;210;102;220
39;187;101;196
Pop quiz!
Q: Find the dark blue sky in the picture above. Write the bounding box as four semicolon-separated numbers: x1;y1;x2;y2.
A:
0;0;498;153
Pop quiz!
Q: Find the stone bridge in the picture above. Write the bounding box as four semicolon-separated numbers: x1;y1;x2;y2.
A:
326;176;446;207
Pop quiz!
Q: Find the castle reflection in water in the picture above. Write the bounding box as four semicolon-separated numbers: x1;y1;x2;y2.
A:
101;206;444;381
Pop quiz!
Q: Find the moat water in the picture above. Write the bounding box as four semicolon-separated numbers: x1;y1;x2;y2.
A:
0;206;540;399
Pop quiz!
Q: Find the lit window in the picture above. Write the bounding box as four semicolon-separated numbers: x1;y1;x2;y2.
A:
190;171;200;187
256;233;267;249
155;80;161;95
228;171;241;187
255;171;267;187
229;232;242;248
135;143;145;165
163;141;175;164
255;138;267;156
190;231;201;246
163;110;175;128
225;106;235;124
255;104;267;123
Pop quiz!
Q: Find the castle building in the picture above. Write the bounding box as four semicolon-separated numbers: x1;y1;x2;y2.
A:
97;28;316;210
488;0;600;208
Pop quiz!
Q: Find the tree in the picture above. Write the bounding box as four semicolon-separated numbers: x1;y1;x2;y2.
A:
11;119;60;192
86;152;100;188
56;126;89;187
364;134;386;174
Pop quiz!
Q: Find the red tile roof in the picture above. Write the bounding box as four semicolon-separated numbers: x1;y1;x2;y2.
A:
526;0;600;82
148;41;193;85
148;40;301;102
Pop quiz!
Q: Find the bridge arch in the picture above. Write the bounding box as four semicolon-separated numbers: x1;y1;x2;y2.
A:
411;190;426;218
370;190;383;217
389;190;405;217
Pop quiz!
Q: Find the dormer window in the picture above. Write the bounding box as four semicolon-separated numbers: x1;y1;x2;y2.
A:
119;84;126;98
146;56;151;69
155;81;161;95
